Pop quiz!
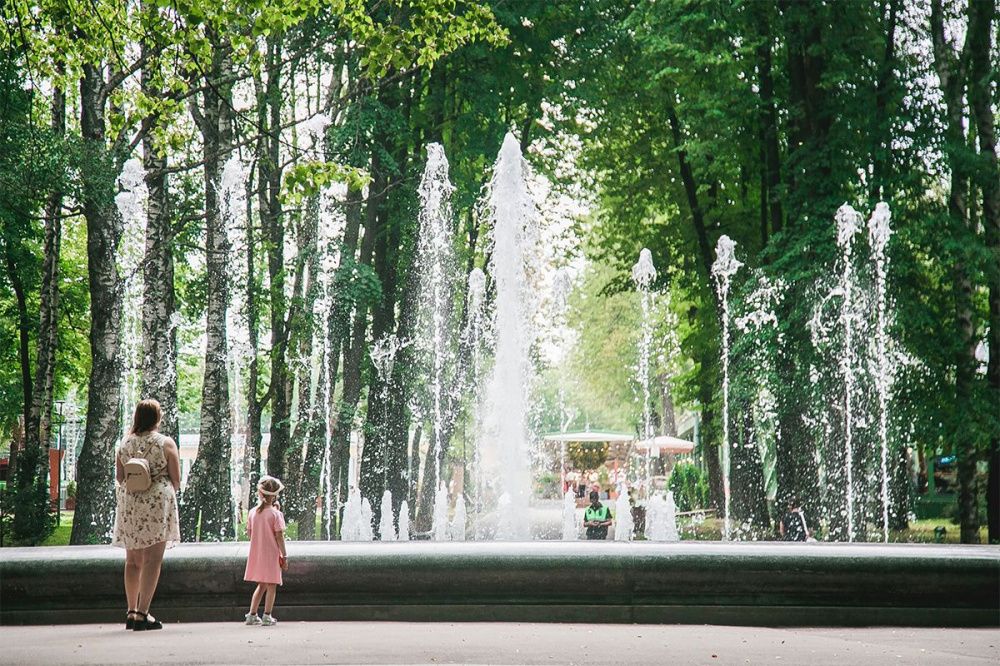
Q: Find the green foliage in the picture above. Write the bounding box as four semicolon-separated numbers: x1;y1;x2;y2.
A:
282;160;370;205
668;462;708;513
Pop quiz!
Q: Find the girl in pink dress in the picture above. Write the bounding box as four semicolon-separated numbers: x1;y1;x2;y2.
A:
244;476;288;626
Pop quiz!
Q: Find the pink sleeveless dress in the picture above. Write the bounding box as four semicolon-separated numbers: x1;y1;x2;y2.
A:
244;505;286;585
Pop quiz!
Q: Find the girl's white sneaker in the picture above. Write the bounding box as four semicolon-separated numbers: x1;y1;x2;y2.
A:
244;613;261;625
261;613;277;626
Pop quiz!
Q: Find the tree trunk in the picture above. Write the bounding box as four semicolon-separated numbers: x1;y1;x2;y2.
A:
754;4;782;239
244;173;264;498
12;83;66;543
4;249;32;424
71;64;124;545
140;54;178;443
931;0;980;544
870;0;899;200
180;37;235;541
967;0;998;544
289;195;323;538
260;36;293;482
324;181;364;537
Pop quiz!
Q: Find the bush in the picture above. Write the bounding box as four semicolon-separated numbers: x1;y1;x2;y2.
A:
668;462;709;512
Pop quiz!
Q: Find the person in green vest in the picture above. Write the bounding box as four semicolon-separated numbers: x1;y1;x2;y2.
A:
584;490;613;540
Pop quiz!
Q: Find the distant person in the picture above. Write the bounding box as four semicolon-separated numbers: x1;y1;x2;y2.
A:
244;475;288;626
779;497;810;542
113;399;181;631
584;490;614;540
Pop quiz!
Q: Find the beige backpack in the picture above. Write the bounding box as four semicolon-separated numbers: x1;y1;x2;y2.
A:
123;435;156;493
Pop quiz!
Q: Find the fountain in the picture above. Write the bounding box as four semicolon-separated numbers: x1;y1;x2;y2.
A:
711;235;743;541
360;498;374;541
834;204;863;542
562;489;578;540
416;143;458;484
614;484;634;541
398;500;411;541
219;153;249;526
645;491;679;542
450;494;467;541
632;249;657;488
378;490;397;541
340;486;367;542
433;483;450;541
114;157;147;421
868;203;892;543
480;133;539;540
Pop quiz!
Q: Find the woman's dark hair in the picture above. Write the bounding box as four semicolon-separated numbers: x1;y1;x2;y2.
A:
130;399;162;434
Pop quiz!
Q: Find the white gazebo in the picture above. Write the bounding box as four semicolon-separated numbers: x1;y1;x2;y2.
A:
633;435;695;456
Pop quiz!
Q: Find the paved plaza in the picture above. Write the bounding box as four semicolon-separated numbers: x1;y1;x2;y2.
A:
0;622;996;665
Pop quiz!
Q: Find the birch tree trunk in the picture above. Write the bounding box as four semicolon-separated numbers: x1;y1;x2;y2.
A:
258;35;293;481
180;37;235;541
141;49;178;444
71;63;125;545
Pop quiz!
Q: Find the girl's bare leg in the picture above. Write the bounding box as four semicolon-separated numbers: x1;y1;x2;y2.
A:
125;549;143;613
137;541;167;614
263;583;277;615
249;584;265;614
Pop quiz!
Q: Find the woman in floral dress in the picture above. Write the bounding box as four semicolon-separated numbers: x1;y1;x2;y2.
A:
113;399;181;631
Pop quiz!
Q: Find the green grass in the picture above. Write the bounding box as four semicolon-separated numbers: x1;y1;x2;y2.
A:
42;512;75;546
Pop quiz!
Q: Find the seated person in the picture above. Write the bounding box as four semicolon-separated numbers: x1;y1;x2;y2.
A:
584;490;614;540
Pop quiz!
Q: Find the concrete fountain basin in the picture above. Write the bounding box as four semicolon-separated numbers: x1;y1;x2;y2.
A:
2;541;997;627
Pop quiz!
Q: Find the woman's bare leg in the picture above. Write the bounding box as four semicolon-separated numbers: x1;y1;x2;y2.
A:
263;584;277;615
125;549;143;613
137;541;167;614
249;584;265;614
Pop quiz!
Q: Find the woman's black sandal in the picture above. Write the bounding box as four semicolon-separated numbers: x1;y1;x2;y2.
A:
132;611;162;631
125;610;137;630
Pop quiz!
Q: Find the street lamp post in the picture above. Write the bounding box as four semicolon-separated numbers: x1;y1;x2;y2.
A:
54;400;65;526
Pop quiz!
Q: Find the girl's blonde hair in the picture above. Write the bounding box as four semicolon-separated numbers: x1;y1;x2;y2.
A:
256;475;284;513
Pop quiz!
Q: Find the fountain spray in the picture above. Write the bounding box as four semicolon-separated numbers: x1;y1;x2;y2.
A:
868;203;892;542
711;235;743;541
632;249;657;493
835;204;863;542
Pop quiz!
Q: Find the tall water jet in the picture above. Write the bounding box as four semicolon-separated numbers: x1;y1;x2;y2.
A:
219;153;249;526
432;483;450;541
645;492;679;542
398;500;411;541
114;157;147;419
868;202;892;542
450;494;467;541
416;142;459;489
835;204;863;542
481;133;539;540
632;249;658;491
341;486;367;541
614;484;634;541
562;489;577;540
664;491;679;541
360;498;374;541
463;268;488;534
378;490;397;541
711;235;743;541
